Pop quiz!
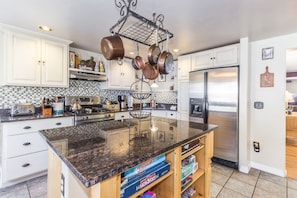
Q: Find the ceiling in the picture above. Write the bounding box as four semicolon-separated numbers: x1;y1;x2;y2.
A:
1;0;297;60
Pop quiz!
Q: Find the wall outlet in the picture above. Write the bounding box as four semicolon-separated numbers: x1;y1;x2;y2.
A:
253;141;260;152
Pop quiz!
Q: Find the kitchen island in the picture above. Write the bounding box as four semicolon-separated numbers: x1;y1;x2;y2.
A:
40;117;217;198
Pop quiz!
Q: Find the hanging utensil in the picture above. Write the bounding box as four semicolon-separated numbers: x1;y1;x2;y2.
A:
142;62;159;80
132;43;145;70
147;29;161;65
157;32;173;75
101;35;124;62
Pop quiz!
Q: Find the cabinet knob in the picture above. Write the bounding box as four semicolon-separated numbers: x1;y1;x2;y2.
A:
42;61;45;64
56;122;62;126
23;142;31;146
22;163;30;168
121;115;124;118
23;126;31;130
38;60;41;63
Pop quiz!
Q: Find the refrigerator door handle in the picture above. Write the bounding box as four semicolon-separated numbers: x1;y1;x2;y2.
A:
204;98;209;124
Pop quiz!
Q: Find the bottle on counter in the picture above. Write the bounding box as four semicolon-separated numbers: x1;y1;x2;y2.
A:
151;94;157;108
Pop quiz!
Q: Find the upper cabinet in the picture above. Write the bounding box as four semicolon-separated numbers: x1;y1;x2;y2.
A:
177;54;192;80
0;24;72;87
108;59;136;89
191;44;239;71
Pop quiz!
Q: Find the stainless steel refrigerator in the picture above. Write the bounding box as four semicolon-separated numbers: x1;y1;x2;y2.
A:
189;66;239;168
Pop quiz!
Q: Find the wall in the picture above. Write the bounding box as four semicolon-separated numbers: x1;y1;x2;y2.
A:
250;32;297;176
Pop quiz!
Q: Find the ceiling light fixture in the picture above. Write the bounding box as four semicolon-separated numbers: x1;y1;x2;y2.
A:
173;49;179;53
129;52;135;55
38;25;52;32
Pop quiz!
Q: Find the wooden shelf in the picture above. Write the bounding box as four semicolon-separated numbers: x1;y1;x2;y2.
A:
129;170;174;198
181;168;204;194
181;145;205;160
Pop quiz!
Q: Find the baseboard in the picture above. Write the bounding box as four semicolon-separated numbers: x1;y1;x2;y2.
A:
250;162;286;177
238;162;251;174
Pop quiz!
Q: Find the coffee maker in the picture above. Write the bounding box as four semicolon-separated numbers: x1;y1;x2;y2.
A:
118;95;127;109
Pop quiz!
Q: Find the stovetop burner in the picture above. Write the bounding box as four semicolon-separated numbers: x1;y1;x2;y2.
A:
64;96;115;125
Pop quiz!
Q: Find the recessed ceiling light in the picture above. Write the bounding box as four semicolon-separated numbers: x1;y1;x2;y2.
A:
173;49;179;53
129;52;135;55
38;25;52;32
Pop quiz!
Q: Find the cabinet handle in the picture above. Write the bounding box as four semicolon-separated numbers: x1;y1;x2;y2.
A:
56;122;62;126
170;113;173;116
121;115;124;118
22;163;30;168
23;142;31;146
23;126;31;130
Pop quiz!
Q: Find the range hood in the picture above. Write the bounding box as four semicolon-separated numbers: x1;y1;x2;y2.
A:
69;68;107;81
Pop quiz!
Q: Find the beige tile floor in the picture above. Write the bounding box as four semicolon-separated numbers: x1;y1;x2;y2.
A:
0;163;297;198
211;163;297;198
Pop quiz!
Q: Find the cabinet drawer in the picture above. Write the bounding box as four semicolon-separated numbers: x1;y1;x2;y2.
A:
3;117;73;135
115;112;130;120
6;132;47;158
5;150;48;181
167;111;177;119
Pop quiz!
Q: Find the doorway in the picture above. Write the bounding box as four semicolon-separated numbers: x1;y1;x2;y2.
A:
285;48;297;179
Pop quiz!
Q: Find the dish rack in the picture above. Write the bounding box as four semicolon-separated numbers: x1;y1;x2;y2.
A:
110;0;173;46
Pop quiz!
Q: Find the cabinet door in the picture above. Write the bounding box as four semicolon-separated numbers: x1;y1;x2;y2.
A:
152;110;167;118
115;112;130;120
213;44;239;67
7;32;41;85
108;60;123;88
108;59;135;89
121;59;136;88
191;50;213;71
41;40;68;87
178;80;189;121
178;55;191;80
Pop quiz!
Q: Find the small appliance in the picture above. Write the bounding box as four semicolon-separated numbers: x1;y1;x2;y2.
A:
10;103;35;116
118;95;127;109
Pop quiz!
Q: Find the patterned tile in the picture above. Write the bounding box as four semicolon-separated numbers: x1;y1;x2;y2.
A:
0;80;177;108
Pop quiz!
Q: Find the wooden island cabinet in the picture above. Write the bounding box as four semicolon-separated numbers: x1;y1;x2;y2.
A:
41;118;216;198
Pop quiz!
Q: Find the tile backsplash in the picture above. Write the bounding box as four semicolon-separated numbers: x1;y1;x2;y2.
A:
0;80;177;108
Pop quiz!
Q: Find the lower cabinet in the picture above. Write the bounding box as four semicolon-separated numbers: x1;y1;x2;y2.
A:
0;116;73;187
114;111;130;121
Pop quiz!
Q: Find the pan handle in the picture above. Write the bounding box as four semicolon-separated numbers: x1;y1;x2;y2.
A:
117;57;123;65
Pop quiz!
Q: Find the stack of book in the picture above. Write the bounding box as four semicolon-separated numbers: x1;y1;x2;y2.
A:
120;154;170;198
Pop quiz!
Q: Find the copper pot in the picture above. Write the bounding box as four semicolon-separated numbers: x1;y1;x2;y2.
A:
157;51;174;74
101;35;124;60
142;63;159;80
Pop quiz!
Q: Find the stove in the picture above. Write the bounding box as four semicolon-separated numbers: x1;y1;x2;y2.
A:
65;96;115;125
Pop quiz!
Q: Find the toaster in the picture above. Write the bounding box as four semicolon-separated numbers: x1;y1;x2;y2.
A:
10;103;35;116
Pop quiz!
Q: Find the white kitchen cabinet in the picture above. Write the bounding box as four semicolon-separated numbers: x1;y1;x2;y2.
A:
152;110;167;118
0;24;71;87
167;111;177;119
191;44;239;71
0;116;74;187
108;59;136;89
114;111;130;120
177;79;189;121
177;54;192;80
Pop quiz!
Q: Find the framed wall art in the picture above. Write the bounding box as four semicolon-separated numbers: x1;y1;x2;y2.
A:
262;47;274;60
260;66;274;87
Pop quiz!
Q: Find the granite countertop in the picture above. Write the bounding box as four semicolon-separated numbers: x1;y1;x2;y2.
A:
39;117;217;188
0;109;74;123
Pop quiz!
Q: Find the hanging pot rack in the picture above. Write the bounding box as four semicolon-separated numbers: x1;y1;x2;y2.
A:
110;0;174;46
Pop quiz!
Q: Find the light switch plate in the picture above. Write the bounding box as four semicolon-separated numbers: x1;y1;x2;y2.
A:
254;101;264;109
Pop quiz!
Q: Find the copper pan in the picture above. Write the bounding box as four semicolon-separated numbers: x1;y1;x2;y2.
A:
142;62;159;80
